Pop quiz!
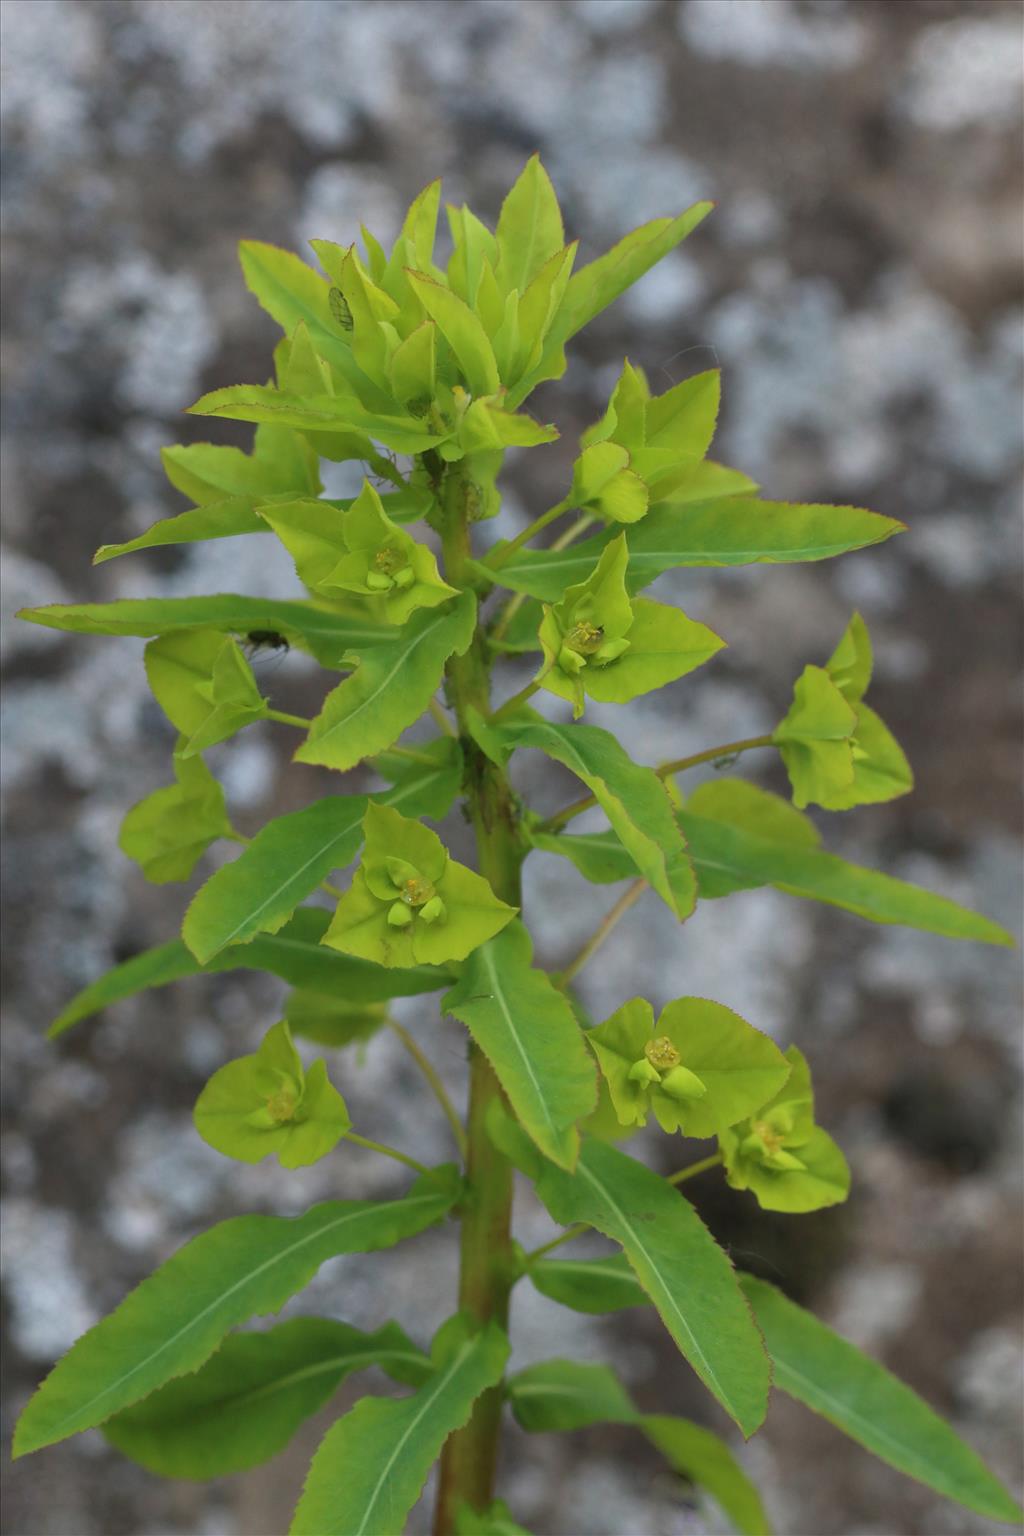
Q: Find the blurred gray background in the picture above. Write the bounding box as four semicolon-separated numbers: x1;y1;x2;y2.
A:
2;2;1022;1534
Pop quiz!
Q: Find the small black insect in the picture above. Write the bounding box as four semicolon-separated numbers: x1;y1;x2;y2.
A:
241;630;291;674
245;630;289;652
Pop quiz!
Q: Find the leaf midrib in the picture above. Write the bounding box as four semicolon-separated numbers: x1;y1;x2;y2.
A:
575;1160;736;1424
353;1341;476;1536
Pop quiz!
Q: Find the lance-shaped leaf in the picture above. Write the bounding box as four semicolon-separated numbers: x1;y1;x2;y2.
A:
589;996;791;1139
678;801;1014;946
94;497;270;564
19;593;394;670
12;1169;460;1458
527;1250;648;1314
103;1317;432;1479
296;591;476;772
471;710;696;921
405;273;500;398
289;1316;509;1536
443;922;596;1169
481;498;906;603
194;1021;351;1168
742;1276;1023;1526
558;204;714;341
119;749;233;883
507;1359;771;1536
323;803;516;969
188;382;446;456
494;155;565;296
493;1118;769;1436
49;907;452;1040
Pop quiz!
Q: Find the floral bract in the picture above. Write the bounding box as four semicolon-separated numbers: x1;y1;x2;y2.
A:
774;613;912;810
323;802;517;967
719;1046;850;1212
193;1021;350;1169
536;533;723;718
587;996;791;1139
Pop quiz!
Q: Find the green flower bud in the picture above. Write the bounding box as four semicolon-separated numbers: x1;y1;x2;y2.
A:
418;894;446;924
365;571;393;591
628;1057;662;1086
659;1064;707;1103
387;900;413;928
392;566;415;590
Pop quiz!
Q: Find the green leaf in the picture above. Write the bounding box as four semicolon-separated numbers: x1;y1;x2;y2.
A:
194;1020;350;1168
323;802;516;968
550;202;714;346
161;428;320;506
94;498;269;564
183;796;375;962
48;907;452;1040
527;1251;648;1314
443;922;596;1169
188;383;444;457
506;1360;771;1536
742;1276;1024;1525
119;749;233;883
370;735;463;822
296;591;476;772
284;989;387;1049
495;155;565;296
497;1125;770;1436
12;1169;460;1458
482;499;906;603
588;996;791;1139
643;1415;773;1536
238;240;376;394
405;273;500;398
103;1317;431;1479
472;711;696;921
508;1358;634;1432
289;1317;510;1536
678;806;1014;946
454;1501;532;1536
641;370;721;476
18;594;395;670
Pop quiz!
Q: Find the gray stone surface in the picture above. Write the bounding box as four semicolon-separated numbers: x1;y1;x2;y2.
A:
2;2;1021;1533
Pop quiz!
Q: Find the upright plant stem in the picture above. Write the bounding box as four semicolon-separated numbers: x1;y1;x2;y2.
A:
432;468;525;1536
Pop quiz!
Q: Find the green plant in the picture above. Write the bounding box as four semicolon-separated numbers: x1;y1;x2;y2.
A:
13;159;1019;1536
